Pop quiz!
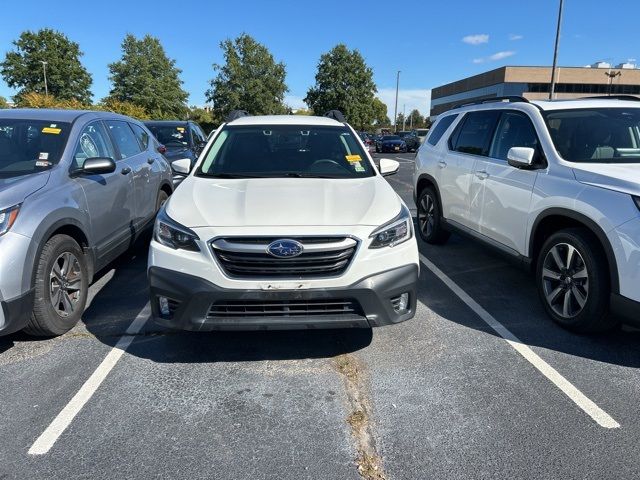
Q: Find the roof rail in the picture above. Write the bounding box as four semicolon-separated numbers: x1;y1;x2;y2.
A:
225;110;251;122
454;96;530;109
579;95;640;102
323;110;346;122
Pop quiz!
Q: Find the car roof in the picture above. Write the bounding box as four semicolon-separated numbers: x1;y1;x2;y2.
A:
226;115;344;127
531;98;640;111
0;108;135;123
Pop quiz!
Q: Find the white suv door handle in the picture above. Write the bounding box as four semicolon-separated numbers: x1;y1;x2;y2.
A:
475;170;489;180
438;161;447;169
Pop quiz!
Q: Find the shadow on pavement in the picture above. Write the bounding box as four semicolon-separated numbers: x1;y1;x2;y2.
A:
416;229;640;369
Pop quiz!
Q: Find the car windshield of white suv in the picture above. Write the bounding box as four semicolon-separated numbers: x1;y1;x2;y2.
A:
0;119;70;178
197;125;375;178
546;108;640;163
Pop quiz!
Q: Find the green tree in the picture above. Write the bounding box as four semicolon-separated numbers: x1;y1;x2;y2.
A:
0;96;9;109
304;44;376;129
97;98;150;119
206;34;288;119
371;98;390;126
407;109;425;128
0;29;92;103
395;113;405;130
107;34;188;119
188;106;217;134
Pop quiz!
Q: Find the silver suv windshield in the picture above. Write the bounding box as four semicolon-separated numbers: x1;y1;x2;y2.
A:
546;107;640;163
0;119;71;178
197;125;375;179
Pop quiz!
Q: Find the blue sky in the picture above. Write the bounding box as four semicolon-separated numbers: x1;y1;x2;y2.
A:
1;0;638;115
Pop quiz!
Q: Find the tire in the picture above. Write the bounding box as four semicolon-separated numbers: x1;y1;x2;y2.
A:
536;228;617;333
375;146;380;153
417;187;450;245
24;235;89;336
156;189;169;212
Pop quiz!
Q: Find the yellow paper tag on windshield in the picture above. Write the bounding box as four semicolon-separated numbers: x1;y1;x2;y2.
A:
346;155;361;162
42;127;61;134
176;127;185;132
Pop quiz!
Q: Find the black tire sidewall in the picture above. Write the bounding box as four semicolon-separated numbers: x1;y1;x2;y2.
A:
417;187;445;244
32;236;89;335
536;229;610;332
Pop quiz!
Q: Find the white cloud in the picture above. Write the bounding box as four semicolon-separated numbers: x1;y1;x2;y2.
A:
462;34;489;45
284;94;306;109
377;88;431;119
509;34;524;41
473;51;516;64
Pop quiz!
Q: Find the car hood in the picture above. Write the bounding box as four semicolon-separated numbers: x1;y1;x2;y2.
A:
572;163;640;197
167;176;402;228
0;171;50;210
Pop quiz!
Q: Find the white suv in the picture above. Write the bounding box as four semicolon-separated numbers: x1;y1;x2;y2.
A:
148;111;419;330
414;96;640;332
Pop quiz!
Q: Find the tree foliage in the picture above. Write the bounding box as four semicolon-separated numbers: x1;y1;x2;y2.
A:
407;109;425;128
188;106;217;134
206;34;288;119
370;98;390;127
97;98;150;119
304;44;377;129
0;29;92;103
107;34;188;119
15;92;88;109
395;113;406;130
0;96;9;109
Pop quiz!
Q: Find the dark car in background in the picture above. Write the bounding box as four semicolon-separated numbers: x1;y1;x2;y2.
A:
144;120;207;186
397;131;420;152
375;135;407;153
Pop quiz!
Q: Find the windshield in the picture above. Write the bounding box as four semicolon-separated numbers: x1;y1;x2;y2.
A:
145;124;190;150
197;125;375;179
0;119;71;179
545;108;640;163
383;136;401;141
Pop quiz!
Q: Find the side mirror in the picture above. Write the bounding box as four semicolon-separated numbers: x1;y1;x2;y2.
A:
379;158;400;177
81;157;116;175
171;158;192;175
507;147;535;168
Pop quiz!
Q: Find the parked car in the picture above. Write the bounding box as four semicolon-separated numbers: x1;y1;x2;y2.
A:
397;131;420;152
149;111;419;331
144;120;207;186
415;128;430;143
376;135;407;153
414;96;640;332
0;109;173;337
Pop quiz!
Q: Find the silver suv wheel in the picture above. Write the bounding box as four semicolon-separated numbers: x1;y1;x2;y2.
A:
541;242;589;318
49;252;83;317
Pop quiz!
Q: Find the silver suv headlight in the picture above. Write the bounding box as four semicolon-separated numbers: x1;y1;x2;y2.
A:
154;207;200;252
369;204;413;249
0;204;20;237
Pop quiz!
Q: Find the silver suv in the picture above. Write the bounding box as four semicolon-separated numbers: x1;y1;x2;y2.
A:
0;109;173;337
414;96;640;333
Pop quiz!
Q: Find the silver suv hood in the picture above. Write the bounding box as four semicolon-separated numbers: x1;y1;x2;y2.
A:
572;164;640;197
0;171;51;210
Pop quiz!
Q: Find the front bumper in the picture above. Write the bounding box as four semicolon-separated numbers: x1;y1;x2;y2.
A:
148;264;418;331
381;145;407;153
610;294;640;327
0;289;34;336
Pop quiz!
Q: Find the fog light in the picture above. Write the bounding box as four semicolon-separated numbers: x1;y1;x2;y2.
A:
391;292;410;314
159;296;170;316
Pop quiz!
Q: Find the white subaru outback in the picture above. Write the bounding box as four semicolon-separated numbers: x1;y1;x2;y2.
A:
148;111;419;330
414;96;640;332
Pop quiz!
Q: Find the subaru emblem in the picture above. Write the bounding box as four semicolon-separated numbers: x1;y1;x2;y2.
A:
267;239;304;258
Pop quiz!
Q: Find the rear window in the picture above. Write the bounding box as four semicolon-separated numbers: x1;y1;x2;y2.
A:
197;125;374;179
0;119;71;178
426;115;457;146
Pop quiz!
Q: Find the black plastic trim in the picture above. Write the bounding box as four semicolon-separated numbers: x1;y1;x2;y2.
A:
610;294;640;326
0;288;34;336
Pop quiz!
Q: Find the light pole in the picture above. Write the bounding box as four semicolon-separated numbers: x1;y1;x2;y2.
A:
40;61;48;96
549;0;564;100
393;70;400;132
605;70;621;95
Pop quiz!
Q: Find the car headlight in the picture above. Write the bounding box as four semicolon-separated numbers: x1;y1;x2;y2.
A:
633;196;640;211
0;204;20;237
369;204;413;249
154;206;200;251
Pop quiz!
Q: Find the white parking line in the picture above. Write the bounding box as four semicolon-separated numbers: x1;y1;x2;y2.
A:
28;303;151;455
419;254;620;429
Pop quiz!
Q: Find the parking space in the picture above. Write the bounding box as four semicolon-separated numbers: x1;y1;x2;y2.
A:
1;152;639;479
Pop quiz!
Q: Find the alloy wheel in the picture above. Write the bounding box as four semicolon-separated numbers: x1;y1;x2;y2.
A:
49;252;83;318
541;242;589;318
418;193;435;238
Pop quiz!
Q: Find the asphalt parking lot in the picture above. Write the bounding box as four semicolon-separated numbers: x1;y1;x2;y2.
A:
1;151;640;480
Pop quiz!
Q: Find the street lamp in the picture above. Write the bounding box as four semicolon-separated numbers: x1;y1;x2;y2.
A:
40;61;48;96
549;0;564;100
605;70;622;95
393;70;400;132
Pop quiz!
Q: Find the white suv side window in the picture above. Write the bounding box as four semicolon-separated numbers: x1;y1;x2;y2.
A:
489;111;540;162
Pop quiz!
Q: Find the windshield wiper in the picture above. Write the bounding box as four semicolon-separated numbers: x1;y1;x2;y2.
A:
281;172;336;179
